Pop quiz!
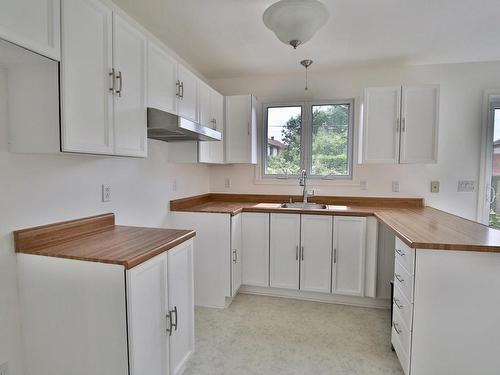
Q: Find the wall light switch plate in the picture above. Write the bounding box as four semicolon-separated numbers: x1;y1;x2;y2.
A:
431;181;440;193
0;362;9;375
101;184;111;202
392;180;400;192
458;180;475;192
224;178;231;188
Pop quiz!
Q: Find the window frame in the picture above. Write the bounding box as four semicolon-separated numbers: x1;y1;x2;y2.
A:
262;99;354;180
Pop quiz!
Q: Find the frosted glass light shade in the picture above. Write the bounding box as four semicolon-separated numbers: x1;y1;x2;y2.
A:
263;0;329;48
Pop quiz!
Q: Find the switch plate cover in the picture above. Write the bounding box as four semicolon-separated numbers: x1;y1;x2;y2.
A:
102;184;111;202
392;181;400;192
431;181;440;193
458;180;475;192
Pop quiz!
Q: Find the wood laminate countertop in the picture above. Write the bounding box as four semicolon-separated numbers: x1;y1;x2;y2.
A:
14;213;196;269
170;194;500;253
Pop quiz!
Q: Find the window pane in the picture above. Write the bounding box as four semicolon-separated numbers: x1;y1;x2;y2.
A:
311;104;350;176
266;106;302;175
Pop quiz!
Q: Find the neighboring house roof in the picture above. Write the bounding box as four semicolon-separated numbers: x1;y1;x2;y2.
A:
268;137;285;149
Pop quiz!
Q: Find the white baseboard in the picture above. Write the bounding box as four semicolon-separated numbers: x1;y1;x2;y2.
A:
239;285;391;309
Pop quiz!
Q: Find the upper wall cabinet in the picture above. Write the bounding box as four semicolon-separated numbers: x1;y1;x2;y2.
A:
361;85;439;164
198;84;224;164
61;0;147;157
225;95;259;164
0;0;61;60
177;64;198;123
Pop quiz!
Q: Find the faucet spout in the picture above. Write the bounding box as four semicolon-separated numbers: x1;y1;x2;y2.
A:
299;169;308;203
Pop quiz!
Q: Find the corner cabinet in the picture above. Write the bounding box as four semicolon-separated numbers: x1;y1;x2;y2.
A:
361;85;439;164
225;95;259;164
0;0;61;60
61;0;147;157
17;239;195;375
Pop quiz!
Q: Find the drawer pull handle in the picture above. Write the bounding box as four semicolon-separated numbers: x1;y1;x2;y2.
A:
394;273;404;283
393;298;404;309
393;322;402;335
395;249;405;256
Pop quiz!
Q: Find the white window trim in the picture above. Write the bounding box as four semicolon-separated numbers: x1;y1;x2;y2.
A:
261;99;355;180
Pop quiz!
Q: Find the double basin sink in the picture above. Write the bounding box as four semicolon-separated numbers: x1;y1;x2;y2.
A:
280;202;328;210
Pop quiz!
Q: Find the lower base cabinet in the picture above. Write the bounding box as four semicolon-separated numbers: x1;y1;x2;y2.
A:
231;213;242;296
241;213;270;287
17;239;194;375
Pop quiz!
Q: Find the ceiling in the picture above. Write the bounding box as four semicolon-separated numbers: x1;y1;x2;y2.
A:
112;0;500;79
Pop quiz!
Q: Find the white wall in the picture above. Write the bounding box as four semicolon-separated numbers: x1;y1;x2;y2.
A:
0;68;210;375
209;60;500;220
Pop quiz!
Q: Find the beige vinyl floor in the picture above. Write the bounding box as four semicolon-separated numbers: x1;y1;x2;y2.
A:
184;294;404;375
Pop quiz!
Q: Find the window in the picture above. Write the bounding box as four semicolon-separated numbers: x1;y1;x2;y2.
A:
263;100;353;179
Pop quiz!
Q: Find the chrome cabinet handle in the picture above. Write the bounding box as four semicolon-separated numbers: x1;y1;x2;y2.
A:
402;117;406;131
301;246;304;260
172;306;178;332
395;249;405;256
115;70;123;97
394;273;404;283
109;68;115;94
166;310;173;336
175;80;180;98
247;122;250;135
393;322;402;335
295;245;299;260
393;298;404;309
333;248;337;264
232;249;237;263
179;81;184;99
396;118;400;132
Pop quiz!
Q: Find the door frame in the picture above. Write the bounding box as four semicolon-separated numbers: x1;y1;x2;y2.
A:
477;90;500;224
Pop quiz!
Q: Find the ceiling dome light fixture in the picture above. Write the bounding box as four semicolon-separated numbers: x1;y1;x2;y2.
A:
263;0;329;49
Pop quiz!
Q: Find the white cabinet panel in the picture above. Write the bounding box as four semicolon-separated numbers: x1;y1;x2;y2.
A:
177;64;198;122
242;213;270;287
400;85;439;164
61;0;114;154
270;213;300;290
197;80;211;128
333;216;366;296
300;215;332;293
199;87;224;164
167;241;194;375
0;0;60;60
362;86;401;164
225;95;258;164
127;254;169;375
112;13;147;157
231;214;243;296
147;41;178;115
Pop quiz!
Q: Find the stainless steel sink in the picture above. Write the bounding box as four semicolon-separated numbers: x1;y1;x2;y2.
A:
280;202;328;210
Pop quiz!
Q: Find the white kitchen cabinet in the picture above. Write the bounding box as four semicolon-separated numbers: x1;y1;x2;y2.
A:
361;85;439;164
400;85;439;163
197;80;212;128
61;0;114;154
199;87;225;164
0;0;61;60
300;215;333;293
270;213;300;290
242;213;270;287
112;13;147;157
167;240;195;375
332;216;366;296
147;40;178;115
231;214;243;296
177;63;198;122
17;239;194;375
225;94;258;164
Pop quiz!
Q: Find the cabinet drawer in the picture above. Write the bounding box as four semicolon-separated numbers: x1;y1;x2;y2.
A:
392;308;411;375
395;237;414;274
394;259;413;302
393;283;413;331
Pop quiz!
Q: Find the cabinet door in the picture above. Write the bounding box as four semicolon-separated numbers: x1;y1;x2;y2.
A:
300;215;332;293
113;13;147;157
199;87;224;163
61;0;114;154
231;214;243;296
147;41;178;115
167;240;194;375
127;254;169;375
242;213;269;287
362;87;401;164
197;82;212;163
177;64;198;122
400;85;439;164
333;216;366;296
270;213;300;290
0;0;60;60
225;95;252;164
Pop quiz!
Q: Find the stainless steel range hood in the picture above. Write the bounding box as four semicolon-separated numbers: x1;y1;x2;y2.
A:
147;107;222;142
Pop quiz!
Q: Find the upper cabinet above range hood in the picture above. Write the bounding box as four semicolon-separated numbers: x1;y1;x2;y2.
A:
147;108;222;142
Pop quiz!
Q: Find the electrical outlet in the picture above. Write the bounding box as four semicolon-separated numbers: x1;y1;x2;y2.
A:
430;181;440;193
224;178;231;188
101;184;111;202
172;179;177;192
458;180;475;192
392;180;400;192
359;179;367;190
0;362;9;375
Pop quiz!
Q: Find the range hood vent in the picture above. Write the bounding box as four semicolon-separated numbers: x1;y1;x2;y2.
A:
147;107;222;142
